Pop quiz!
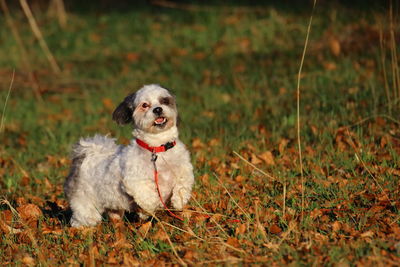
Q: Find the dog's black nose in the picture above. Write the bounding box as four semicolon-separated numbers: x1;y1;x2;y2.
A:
153;107;163;115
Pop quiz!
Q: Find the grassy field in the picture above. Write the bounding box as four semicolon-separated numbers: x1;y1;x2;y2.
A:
1;1;400;265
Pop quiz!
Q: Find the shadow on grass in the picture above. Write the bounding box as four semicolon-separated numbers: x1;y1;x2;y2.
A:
43;201;141;226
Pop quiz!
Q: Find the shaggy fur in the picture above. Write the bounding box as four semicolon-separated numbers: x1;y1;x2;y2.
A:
64;84;194;227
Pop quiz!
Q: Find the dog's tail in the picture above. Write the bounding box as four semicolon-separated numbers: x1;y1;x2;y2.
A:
65;135;119;199
71;134;119;158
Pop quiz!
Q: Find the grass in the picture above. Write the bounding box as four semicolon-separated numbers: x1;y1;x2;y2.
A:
0;0;400;265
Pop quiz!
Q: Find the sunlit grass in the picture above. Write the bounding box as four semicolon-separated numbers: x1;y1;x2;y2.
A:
0;1;399;265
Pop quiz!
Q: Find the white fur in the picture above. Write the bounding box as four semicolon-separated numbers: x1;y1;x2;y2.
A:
64;85;194;227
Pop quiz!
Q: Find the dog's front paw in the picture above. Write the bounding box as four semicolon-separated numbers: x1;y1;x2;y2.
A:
171;187;191;211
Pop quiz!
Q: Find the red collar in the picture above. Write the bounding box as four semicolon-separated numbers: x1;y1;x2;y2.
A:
136;139;176;153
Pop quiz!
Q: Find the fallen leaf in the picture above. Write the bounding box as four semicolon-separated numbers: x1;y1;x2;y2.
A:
226;237;240;248
17;204;42;222
329;38;341;56
258;151;275;165
263;242;280;251
126;52;140;63
183;249;197;261
123;252;140;266
360;230;374;238
152;227;169;242
102;98;114;111
192;138;205;149
332;221;341;232
269;224;282;235
235;223;246;235
278;139;289;154
42;228;63;235
21;255;35;266
139;221;152;237
107;251;119;264
323;61;336;71
250;154;262;165
235;175;245;183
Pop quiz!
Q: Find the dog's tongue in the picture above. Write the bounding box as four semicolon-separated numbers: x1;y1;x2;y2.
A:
155;117;165;124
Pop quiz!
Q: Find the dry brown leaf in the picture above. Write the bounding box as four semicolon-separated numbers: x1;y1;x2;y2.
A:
107;251;119;264
226;237;240;248
210;213;222;223
360;230;374;238
192;138;205;149
139;221;152;237
250;154;262;165
208;138;220;146
42;228;63;235
235;175;245;183
123;252;140;267
329;38;341;56
17;204;42;222
199;173;210;186
21;255;35;266
152;227;169;242
102;98;114;111
193;52;206;60
263;242;280;251
235;223;246;235
183;249;197;261
332;221;341;232
269;224;282;235
126;52;140;63
323;61;337;71
278;139;289;154
368;205;386;213
336;259;350;267
19;176;30;187
258;151;275;166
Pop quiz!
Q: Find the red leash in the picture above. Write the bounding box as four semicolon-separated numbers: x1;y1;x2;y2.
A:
136;139;184;221
152;157;184;221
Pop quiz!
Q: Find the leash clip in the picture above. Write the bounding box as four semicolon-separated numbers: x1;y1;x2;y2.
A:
151;152;158;162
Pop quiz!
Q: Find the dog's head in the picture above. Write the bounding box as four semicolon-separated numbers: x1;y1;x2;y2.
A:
112;84;178;134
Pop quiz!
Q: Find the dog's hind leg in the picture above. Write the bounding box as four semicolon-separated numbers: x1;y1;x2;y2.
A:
69;195;103;227
107;209;124;222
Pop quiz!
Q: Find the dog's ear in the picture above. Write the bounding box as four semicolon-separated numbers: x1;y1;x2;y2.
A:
112;93;136;125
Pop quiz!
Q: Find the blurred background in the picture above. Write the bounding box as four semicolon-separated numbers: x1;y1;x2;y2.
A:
1;1;399;265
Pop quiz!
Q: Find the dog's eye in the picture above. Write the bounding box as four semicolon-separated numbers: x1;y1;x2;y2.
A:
160;97;170;105
141;103;150;108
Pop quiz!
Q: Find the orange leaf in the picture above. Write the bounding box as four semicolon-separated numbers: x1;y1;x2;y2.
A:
126;52;140;63
139;221;152;237
360;230;374;238
17;204;42;222
258;151;275;166
102;98;114;111
329;38;341;56
152;227;169;242
183;250;197;261
269;224;282;235
123;253;140;266
250;154;262;165
235;223;246;235
226;237;240;248
332;221;341;232
278;139;289;154
21;255;35;266
192;138;205;149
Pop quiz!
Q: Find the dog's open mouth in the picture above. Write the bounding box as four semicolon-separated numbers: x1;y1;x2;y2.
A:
154;117;167;126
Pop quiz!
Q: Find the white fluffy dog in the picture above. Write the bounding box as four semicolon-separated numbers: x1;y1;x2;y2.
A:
64;84;194;227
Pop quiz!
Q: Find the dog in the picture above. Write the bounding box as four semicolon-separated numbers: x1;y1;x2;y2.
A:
64;84;194;227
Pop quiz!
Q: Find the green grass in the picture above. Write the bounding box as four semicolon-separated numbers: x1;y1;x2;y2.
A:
1;1;399;265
